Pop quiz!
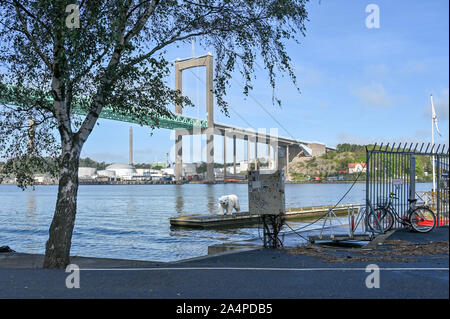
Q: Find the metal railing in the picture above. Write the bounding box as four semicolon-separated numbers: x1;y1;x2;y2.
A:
365;143;449;229
317;203;372;240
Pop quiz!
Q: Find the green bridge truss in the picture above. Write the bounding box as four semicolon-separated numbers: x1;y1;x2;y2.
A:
72;105;208;130
0;85;208;130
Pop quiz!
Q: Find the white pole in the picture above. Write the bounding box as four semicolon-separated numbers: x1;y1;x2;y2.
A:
431;94;436;192
129;126;133;166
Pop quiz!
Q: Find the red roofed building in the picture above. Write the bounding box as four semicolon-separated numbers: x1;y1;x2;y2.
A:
348;163;366;173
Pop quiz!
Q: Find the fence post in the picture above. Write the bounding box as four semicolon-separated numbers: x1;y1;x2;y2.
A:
409;154;416;203
436;155;440;226
366;148;370;216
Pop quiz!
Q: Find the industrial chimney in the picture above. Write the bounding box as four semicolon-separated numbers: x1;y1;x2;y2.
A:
129;126;133;165
27;117;35;155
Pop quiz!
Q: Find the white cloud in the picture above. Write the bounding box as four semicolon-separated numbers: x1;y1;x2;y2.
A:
295;64;323;87
400;61;427;75
353;82;392;108
364;64;390;78
337;132;373;145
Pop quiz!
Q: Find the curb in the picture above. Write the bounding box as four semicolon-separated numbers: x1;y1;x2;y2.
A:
364;229;397;249
168;246;262;264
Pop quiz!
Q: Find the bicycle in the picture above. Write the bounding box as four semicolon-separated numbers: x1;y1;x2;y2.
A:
366;192;436;233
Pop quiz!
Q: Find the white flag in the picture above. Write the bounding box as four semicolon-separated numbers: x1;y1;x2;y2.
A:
431;95;442;136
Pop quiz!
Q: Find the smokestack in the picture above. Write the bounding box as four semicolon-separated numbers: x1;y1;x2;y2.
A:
129;126;133;165
27;117;35;155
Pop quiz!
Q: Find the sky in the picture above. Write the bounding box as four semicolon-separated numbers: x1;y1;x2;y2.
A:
80;0;449;165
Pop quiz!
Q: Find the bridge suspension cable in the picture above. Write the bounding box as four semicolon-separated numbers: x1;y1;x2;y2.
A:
230;76;298;141
187;69;256;131
186;60;299;141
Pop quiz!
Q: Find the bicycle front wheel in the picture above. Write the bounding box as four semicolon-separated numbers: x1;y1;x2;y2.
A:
409;207;436;233
366;208;394;232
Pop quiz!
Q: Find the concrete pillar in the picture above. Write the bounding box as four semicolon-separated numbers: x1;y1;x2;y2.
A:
129;126;133;165
286;145;290;176
175;64;183;182
254;138;258;170
233;135;237;175
206;131;214;182
247;138;250;171
267;143;271;170
175;133;183;181
275;146;279;171
223;134;226;181
205;55;215;183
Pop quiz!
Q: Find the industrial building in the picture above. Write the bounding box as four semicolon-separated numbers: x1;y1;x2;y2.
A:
78;167;97;178
75;126;206;183
105;163;137;177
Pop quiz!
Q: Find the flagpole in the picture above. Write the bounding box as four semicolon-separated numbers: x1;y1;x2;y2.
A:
431;94;436;192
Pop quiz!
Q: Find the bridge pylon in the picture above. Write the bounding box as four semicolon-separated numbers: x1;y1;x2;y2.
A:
174;54;215;183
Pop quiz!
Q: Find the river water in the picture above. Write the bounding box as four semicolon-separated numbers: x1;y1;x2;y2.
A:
0;182;432;262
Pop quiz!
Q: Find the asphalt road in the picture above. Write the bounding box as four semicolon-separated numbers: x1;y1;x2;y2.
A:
0;227;448;299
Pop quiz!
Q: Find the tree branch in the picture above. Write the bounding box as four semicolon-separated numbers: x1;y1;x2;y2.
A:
76;1;135;145
123;0;159;44
126;0;152;19
11;0;53;37
69;47;110;87
13;2;53;72
125;30;210;68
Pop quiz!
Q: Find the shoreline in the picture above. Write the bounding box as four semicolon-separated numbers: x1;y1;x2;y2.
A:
1;177;434;186
1;180;374;186
2;226;447;270
2;226;448;267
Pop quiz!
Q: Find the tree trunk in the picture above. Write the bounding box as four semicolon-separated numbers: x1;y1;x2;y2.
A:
43;143;81;268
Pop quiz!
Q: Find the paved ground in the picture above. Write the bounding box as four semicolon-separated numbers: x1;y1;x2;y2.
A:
0;227;448;299
387;226;449;243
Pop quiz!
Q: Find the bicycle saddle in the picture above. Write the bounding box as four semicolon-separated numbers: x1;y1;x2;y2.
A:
407;198;418;203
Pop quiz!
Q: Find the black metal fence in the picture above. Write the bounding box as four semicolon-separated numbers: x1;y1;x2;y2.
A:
366;143;449;229
435;152;449;226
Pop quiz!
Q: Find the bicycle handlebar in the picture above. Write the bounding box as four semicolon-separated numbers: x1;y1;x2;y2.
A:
389;192;399;200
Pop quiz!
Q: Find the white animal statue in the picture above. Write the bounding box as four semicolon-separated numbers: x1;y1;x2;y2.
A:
217;194;240;215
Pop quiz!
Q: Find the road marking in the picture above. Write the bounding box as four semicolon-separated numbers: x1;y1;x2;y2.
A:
78;267;449;271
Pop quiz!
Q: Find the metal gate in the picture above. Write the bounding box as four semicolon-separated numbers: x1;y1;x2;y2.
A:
435;152;449;226
366;143;449;229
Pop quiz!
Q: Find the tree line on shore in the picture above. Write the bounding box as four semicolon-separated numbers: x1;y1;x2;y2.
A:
1;143;435;183
290;143;435;183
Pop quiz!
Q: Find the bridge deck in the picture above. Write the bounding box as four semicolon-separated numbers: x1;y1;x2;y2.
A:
0;85;208;130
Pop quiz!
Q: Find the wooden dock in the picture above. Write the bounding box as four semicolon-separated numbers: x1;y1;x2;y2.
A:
169;203;360;229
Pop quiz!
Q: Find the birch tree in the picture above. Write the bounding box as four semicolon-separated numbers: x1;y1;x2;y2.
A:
0;0;309;268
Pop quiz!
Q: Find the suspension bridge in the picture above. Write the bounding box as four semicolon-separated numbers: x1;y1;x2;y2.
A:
0;54;328;183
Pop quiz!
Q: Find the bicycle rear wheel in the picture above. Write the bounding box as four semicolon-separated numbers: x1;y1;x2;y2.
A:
409;207;436;233
366;208;394;232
